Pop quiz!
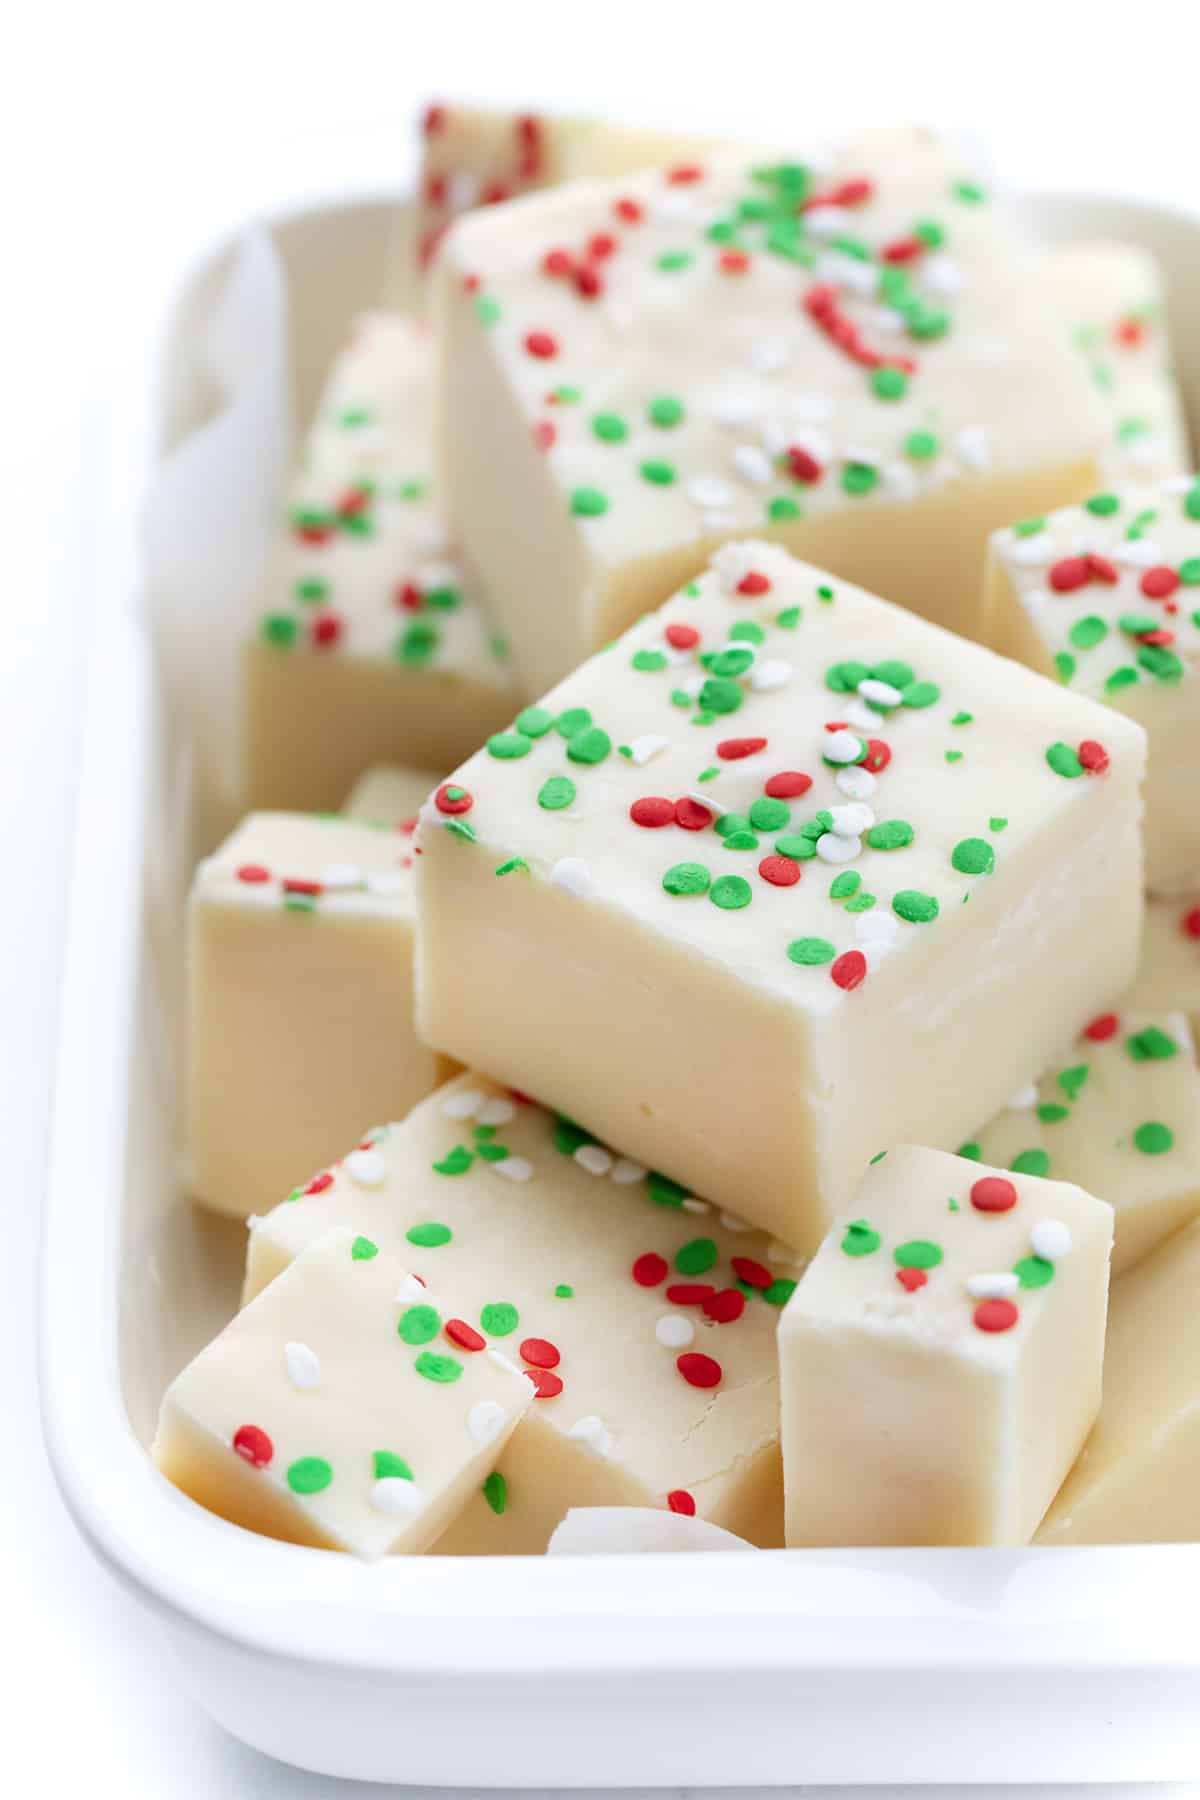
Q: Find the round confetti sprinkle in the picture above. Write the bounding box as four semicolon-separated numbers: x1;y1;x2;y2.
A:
894;1239;944;1270
866;819;913;851
1083;1013;1119;1042
749;797;790;832
896;1267;927;1294
631;796;675;828
406;1221;452;1247
592;411;628;442
676;1238;718;1275
414;1351;464;1384
445;1318;486;1352
971;1176;1017;1214
398;1304;441;1345
481;1302;520;1336
236;864;270;885
1010;1149;1050;1177
525;330;558;358
951;837;994;875
788;936;835;965
434;783;473;815
663;861;711;897
703;1288;746;1323
841;1220;880;1256
665;622;700;650
765;770;812;799
1014;1255;1055;1289
525;1367;564;1399
973;1298;1019;1334
759;854;801;887
717;737;767;760
232;1424;273;1468
674;797;712;831
1134;1121;1174;1155
1045;742;1083;779
667;1489;696;1516
666;1283;716;1305
640;459;676;485
286;1456;333;1495
648;394;685;428
567;726;612;765
892;890;939;924
520;1337;561;1369
1078;740;1110;774
731;1256;771;1289
655;1314;695;1348
1049;556;1090;593
571;487;609;517
632;1252;668;1287
676;1352;722;1390
516;705;554;738
1031;1219;1073;1260
538;775;576;811
831;950;867;990
710;875;752;910
487;730;532;761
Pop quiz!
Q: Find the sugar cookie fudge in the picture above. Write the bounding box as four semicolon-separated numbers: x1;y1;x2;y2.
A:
434;126;1107;690
1128;892;1200;1021
780;1144;1113;1547
1046;242;1190;484
246;313;514;811
154;1229;533;1557
343;764;439;827
188;812;438;1219
986;478;1200;891
1038;1216;1200;1543
244;1072;795;1552
415;544;1146;1251
963;1009;1200;1275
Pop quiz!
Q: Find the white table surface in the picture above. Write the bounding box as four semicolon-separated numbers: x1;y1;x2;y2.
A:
7;0;1200;1789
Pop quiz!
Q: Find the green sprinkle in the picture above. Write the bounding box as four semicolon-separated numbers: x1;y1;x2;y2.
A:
294;576;328;604
443;817;476;844
953;179;987;203
871;366;908;401
905;430;939;461
749;797;790;831
841;461;879;497
698;677;744;715
1086;492;1120;517
1184;483;1200;521
869;1151;887;1165
866;819;914;851
480;1301;519;1336
350;1236;378;1261
648;394;685;428
396;619;439;665
1139;644;1185;682
945;749;964;764
1010;1148;1050;1178
494;857;528;877
261;613;298;648
373;1451;412;1482
663;861;710;897
1014;1255;1055;1289
989;817;1008;832
414;1352;463;1384
406;1221;453;1246
894;1239;944;1270
830;870;861;899
826;659;871;694
841;1220;880;1257
647;1170;690;1208
957;1142;982;1161
767;496;802;523
567;726;612;765
788;936;835;966
676;1238;718;1276
632;649;668;672
516;705;553;738
901;681;940;709
424;585;461;612
656;249;693;272
591;412;628;443
845;892;876;912
1054;652;1077;683
706;646;755;678
1057;1064;1090;1102
483;1472;507;1515
1036;1101;1069;1125
697;766;719;782
720;831;759;851
763;1278;798;1306
538;775;576;811
1045;742;1083;779
893;890;939;924
951;710;973;727
570;487;608;517
951;837;994;876
1105;666;1140;693
1127;1026;1179;1062
729;620;766;645
640;458;676;485
397;1303;440;1345
1179;558;1200;585
1013;516;1047;537
431;1147;472;1177
554;1284;574;1299
816;584;835;602
487;731;532;760
286;1457;332;1495
1134;1121;1174;1155
474;294;501;326
283;895;316;915
1069;615;1109;651
711;875;752;910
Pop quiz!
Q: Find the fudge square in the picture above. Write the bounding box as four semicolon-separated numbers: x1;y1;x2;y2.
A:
1038;1215;1200;1544
434;125;1107;692
153;1229;533;1557
188;812;439;1220
245;312;513;813
780;1144;1113;1547
415;542;1147;1251
243;1071;795;1553
963;1008;1200;1276
986;477;1200;892
343;764;439;828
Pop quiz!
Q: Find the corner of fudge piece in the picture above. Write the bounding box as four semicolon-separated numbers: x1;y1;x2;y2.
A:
153;1227;533;1557
780;1143;1113;1546
342;763;440;826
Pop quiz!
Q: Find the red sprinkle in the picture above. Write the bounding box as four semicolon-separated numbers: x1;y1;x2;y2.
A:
881;235;924;263
667;163;704;185
574;265;604;299
1138;627;1175;647
1142;566;1181;600
520;1337;560;1370
310;613;343;649
666;1489;696;1516
524;330;558;360
235;863;270;884
863;738;892;773
736;571;771;596
787;445;823;485
444;1319;485;1352
719;248;751;274
587;232;616;261
1086;554;1119;585
630;796;675;828
765;770;813;799
674;797;712;831
294;519;334;545
666;1283;716;1306
1083;1012;1119;1042
731;1256;772;1290
717;736;767;760
434;782;473;815
665;622;700;650
1048;556;1090;593
970;1176;1018;1214
304;1171;333;1195
974;1298;1019;1334
542;247;574;277
533;419;556;452
831;949;868;991
480;182;509;206
282;877;321;896
422;103;446;136
526;1368;564;1399
396;580;423;611
614;196;644;224
896;1266;927;1293
632;1252;668;1288
232;1424;273;1468
677;1352;722;1389
1078;740;1110;775
703;1288;746;1324
759;854;801;887
1184;907;1200;940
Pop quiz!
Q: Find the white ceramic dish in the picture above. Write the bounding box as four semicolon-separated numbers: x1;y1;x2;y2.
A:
40;186;1200;1785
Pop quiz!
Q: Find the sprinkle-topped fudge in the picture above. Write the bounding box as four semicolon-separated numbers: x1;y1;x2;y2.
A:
434;126;1107;691
244;1072;794;1552
1037;1215;1200;1544
188;812;438;1219
343;764;439;828
415;542;1146;1251
780;1144;1113;1546
986;476;1200;891
962;1009;1200;1275
1045;242;1190;485
154;1228;533;1557
246;313;514;812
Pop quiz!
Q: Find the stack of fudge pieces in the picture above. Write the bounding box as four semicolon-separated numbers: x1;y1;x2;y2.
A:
155;101;1200;1558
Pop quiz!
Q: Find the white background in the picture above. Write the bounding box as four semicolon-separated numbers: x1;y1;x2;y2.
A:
5;0;1200;1791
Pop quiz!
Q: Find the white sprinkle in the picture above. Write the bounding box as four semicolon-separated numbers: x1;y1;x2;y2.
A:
320;861;363;890
1114;537;1165;569
1007;533;1055;568
467;1400;507;1445
966;1271;1020;1300
823;729;865;766
477;1096;515;1127
955;425;991;471
923;253;963;296
750;658;791;692
396;1274;427;1304
568;1415;614;1458
719;1209;753;1232
733;443;773;485
575;1143;614;1177
487;1348;523;1378
655;1314;695;1349
748;338;790;374
611;1157;647;1186
857;677;902;709
685;789;724;816
1007;1082;1040;1112
687;474;735;510
1163;474;1194;495
493;1155;533;1183
829;802;875;837
804;204;851;237
855;910;899;947
816;832;861;865
841;698;879;732
629;733;670;765
681;1196;710;1215
679;673;706;700
344;1147;387;1188
869;305;906;334
366;871;407;897
712;390;760;428
441;1088;483;1120
550;858;594;898
836;765;877;799
284;1341;321;1390
817;251;878;297
371;1476;421;1516
710;540;763;591
882;462;918;501
1031;1219;1073;1262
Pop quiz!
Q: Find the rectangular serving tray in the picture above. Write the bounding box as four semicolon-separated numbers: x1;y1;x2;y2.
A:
40;183;1200;1785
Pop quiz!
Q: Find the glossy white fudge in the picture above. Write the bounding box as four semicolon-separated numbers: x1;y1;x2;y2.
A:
1046;242;1190;484
781;1144;1113;1547
1038;1216;1200;1543
343;764;439;827
435;126;1107;690
963;1009;1200;1275
987;477;1200;891
188;812;436;1219
246;313;514;811
1128;891;1200;1022
245;1071;794;1552
154;1229;532;1557
416;543;1146;1250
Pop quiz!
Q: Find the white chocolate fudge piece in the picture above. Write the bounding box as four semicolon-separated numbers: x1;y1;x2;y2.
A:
246;313;514;811
986;477;1200;891
1128;891;1200;1021
415;100;729;275
415;543;1146;1251
1038;1216;1200;1543
244;1071;794;1552
154;1228;532;1557
780;1144;1113;1547
188;812;438;1219
1046;242;1190;485
343;764;439;826
435;127;1107;691
963;1010;1200;1275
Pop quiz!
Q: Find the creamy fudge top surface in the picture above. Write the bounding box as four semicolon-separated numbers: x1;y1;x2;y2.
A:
438;126;1107;555
251;1071;796;1501
196;812;418;919
991;477;1200;704
791;1143;1111;1365
420;543;1144;1018
260;312;512;684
